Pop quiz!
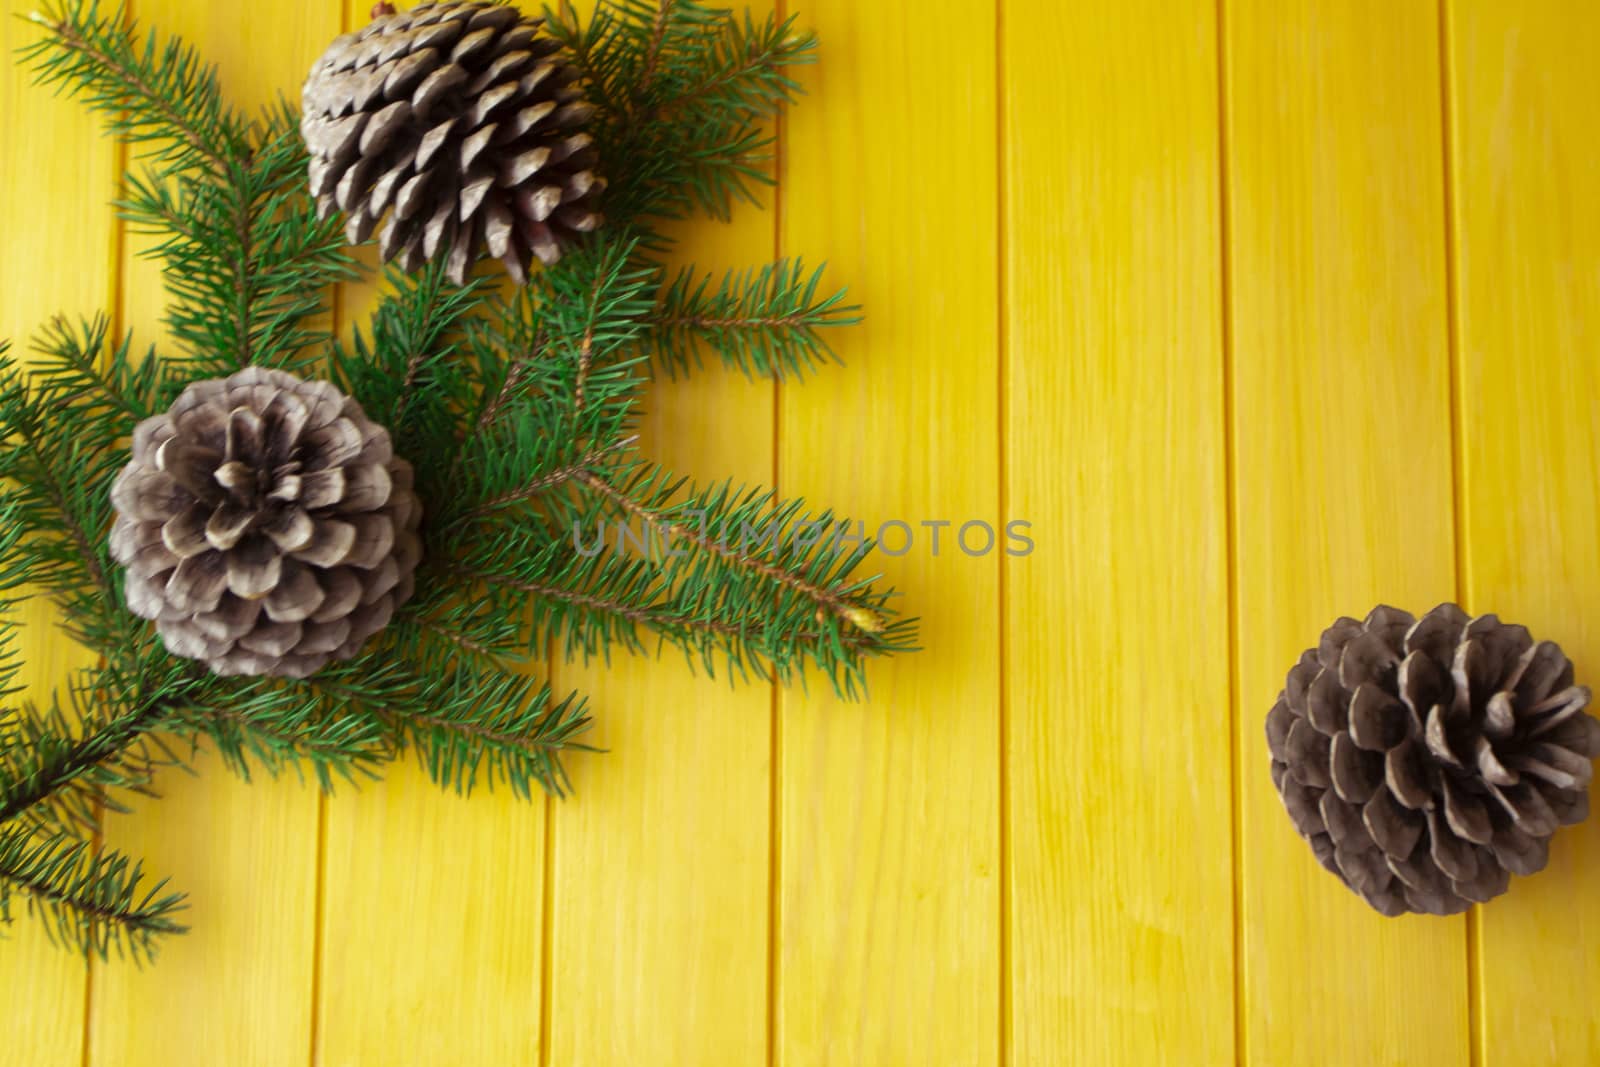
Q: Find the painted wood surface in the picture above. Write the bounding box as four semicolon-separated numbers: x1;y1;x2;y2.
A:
1447;3;1600;1062
1004;2;1233;1064
776;1;1000;1063
1225;2;1470;1064
4;1;1599;1064
0;3;115;1062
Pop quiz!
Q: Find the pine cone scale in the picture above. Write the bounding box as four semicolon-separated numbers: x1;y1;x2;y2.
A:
1330;732;1382;803
265;560;322;620
1364;790;1421;855
160;505;209;558
227;538;282;600
1268;603;1600;913
167;553;225;612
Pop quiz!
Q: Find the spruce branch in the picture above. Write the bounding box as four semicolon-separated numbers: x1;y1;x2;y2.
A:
470;336;541;438
425;236;656;530
647;259;858;380
445;437;638;531
0;349;134;650
447;461;913;695
0;409;113;607
633;0;675;99
23;2;358;375
575;467;890;633
0;497;31;705
160;681;393;792
397;683;592;801
300;648;594;799
331;262;485;488
455;549;817;663
27;314;162;424
0;825;186;964
548;0;816;223
23;0;244;173
0;656;198;834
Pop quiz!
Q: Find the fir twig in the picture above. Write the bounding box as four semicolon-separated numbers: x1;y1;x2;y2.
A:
0;825;187;964
0;346;136;650
22;3;358;374
647;259;858;380
0;657;198;833
24;2;243;173
447;437;637;530
301;651;594;799
547;0;817;223
573;467;882;631
161;682;392;792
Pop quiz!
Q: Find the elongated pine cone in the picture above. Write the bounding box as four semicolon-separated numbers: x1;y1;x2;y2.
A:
301;0;603;284
1268;604;1600;916
109;368;422;679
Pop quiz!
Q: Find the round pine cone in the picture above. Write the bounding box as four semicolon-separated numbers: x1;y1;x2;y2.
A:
109;368;423;679
1268;604;1600;915
301;0;603;285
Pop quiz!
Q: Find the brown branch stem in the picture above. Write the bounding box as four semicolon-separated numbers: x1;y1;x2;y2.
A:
633;0;675;101
656;311;810;331
463;568;877;655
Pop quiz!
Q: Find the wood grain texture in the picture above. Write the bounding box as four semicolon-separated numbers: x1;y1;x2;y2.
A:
91;3;336;1064
1447;2;1600;1061
1003;2;1234;1063
0;4;118;1064
775;2;1000;1063
310;8;547;1065
317;759;545;1066
544;117;777;1067
530;0;775;1059
1227;1;1470;1063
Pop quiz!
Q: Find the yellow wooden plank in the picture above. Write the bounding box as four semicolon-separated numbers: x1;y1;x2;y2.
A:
545;211;776;1063
0;3;119;1063
1228;1;1470;1062
1003;2;1233;1062
776;2;1000;1063
91;3;338;1064
1446;3;1600;1061
319;235;549;1065
546;641;773;1063
311;2;546;1060
539;8;774;1061
317;757;546;1065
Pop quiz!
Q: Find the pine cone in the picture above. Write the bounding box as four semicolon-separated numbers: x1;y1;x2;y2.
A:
1268;604;1600;915
301;0;603;285
109;368;423;679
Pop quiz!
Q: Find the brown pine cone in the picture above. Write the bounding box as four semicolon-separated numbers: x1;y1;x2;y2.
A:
109;368;423;679
1268;604;1600;915
301;1;603;285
